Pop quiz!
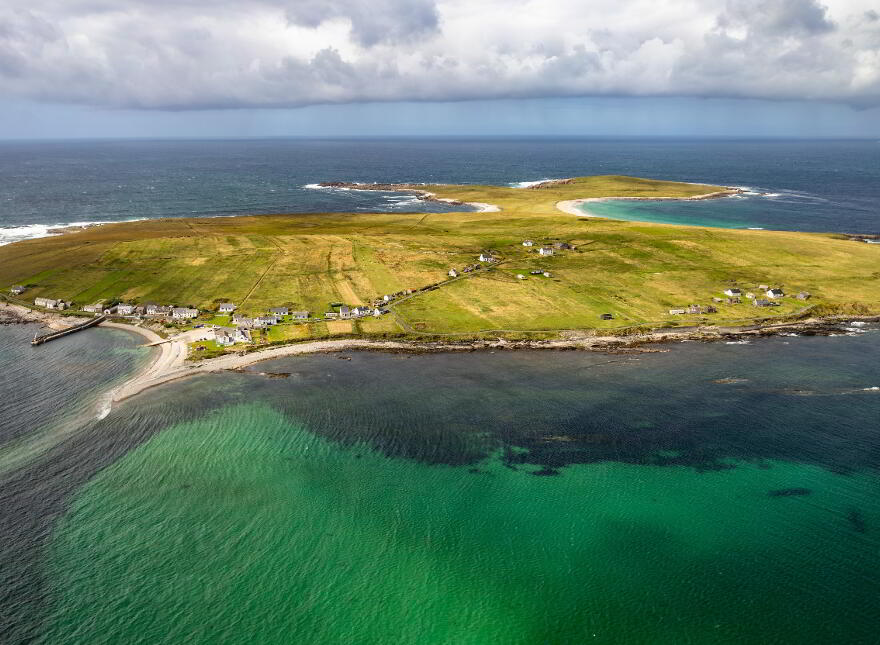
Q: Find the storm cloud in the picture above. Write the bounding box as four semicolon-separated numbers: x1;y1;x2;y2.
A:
0;0;877;109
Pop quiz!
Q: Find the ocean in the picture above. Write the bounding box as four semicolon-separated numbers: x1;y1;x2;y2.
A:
0;138;878;245
1;138;879;644
0;323;878;644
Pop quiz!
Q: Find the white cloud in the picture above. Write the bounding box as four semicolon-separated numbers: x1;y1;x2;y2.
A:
0;0;877;109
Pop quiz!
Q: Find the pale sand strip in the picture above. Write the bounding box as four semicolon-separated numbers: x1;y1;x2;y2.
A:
109;336;421;404
102;312;877;408
557;189;742;217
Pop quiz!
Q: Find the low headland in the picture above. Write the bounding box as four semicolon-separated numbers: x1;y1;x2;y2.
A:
2;174;877;404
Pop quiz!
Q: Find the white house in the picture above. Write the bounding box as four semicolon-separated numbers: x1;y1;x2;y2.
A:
448;269;458;278
383;294;394;302
34;297;65;310
172;307;199;319
538;247;554;257
352;306;371;317
339;306;351;319
214;327;236;346
543;272;552;278
669;309;686;315
292;311;309;320
10;285;25;295
516;274;525;280
723;288;742;297
117;303;135;315
478;253;497;262
256;316;276;327
218;303;236;313
146;304;172;316
766;288;784;299
215;326;252;346
82;303;103;313
269;307;288;317
522;240;534;247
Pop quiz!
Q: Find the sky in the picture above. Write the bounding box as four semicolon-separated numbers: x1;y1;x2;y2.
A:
0;0;878;138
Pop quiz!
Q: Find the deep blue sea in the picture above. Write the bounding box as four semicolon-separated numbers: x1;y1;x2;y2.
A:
0;138;877;244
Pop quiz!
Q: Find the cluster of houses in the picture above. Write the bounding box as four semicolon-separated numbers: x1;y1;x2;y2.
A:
444;252;498;281
447;242;568;282
33;297;68;310
523;240;572;256
669;285;812;316
669;304;718;316
232;307;310;329
77;302;201;319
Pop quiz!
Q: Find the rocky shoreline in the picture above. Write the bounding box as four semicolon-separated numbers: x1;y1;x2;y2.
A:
0;302;88;330
317;182;501;212
267;315;876;357
4;297;874;407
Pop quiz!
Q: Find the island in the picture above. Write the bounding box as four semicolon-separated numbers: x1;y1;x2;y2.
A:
1;175;877;401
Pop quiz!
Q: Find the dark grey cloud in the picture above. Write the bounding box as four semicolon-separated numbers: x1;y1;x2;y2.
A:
718;0;835;36
284;0;439;46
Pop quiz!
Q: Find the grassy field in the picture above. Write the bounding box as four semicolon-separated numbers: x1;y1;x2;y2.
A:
1;175;877;342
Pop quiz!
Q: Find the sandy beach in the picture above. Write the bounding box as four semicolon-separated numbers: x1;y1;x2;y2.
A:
556;189;742;217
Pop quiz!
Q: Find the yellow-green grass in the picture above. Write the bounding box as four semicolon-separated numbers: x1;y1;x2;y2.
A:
266;323;311;342
188;340;228;360
1;176;877;340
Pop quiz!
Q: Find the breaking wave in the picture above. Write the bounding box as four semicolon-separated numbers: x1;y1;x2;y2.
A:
0;219;146;246
509;179;560;188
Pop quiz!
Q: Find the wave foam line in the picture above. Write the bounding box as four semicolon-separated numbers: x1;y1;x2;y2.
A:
0;218;147;246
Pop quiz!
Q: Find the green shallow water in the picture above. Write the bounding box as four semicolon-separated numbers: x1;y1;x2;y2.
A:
0;328;874;644
44;401;880;644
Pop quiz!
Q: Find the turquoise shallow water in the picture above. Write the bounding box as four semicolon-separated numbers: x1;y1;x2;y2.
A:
0;325;875;644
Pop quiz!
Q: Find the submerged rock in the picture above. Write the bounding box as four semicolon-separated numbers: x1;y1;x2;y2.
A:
768;488;812;497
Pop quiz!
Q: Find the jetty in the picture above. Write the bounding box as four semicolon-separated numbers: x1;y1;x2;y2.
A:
31;315;106;345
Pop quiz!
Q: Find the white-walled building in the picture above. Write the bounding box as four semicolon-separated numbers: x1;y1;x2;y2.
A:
172;307;199;319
